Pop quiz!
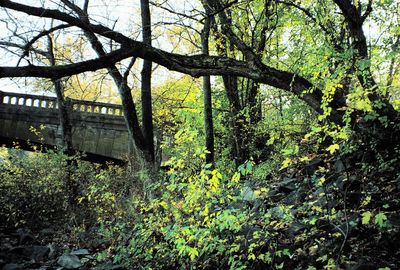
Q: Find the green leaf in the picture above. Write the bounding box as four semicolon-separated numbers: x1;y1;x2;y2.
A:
362;211;372;225
374;212;387;228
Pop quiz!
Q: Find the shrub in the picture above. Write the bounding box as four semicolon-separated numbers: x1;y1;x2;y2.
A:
0;148;71;228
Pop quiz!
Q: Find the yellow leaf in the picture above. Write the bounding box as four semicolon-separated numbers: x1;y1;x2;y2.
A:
279;158;292;170
319;177;326;185
326;144;340;154
300;156;310;162
231;172;240;183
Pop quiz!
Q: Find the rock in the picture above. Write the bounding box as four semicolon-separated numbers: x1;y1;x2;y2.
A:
241;186;256;202
57;254;83;269
282;189;303;205
351;262;377;270
278;177;297;193
388;213;400;227
396;175;400;191
10;245;49;262
15;228;34;245
28;245;50;262
47;244;58;259
334;159;346;173
286;222;307;238
9;246;24;256
93;261;124;270
335;175;347;191
70;249;90;256
39;228;55;237
2;263;23;270
305;158;323;176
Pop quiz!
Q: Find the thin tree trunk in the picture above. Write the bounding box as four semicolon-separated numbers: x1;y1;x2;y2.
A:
47;35;73;155
47;35;77;205
201;4;215;165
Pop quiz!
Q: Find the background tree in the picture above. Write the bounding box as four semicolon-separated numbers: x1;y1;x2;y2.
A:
0;0;399;162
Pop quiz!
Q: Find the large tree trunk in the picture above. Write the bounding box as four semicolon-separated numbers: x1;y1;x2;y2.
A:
223;75;250;165
140;0;155;163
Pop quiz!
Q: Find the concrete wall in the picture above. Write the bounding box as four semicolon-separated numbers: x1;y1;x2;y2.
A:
0;98;129;161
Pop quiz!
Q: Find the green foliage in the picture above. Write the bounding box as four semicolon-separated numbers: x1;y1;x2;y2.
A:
0;148;71;228
93;150;297;269
0;147;131;230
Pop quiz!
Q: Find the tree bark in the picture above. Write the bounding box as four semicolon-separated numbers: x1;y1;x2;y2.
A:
58;0;152;162
47;36;73;155
201;4;215;165
47;34;77;204
140;0;155;163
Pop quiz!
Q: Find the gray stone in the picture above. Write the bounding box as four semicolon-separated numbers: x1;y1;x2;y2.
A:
241;186;256;202
396;175;400;191
278;177;297;193
305;158;323;175
351;263;376;270
15;228;34;245
28;245;50;262
286;222;307;238
335;175;347;191
93;261;124;270
388;213;400;227
57;254;83;269
334;159;346;173
39;228;55;237
70;248;90;256
2;264;23;270
282;189;303;205
47;244;58;259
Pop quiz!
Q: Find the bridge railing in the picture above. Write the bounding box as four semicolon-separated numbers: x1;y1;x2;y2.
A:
0;90;123;116
71;99;123;116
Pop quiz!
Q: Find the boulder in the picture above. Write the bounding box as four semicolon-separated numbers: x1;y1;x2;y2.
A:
15;228;34;245
278;177;297;193
70;249;90;257
27;246;50;262
2;264;23;270
57;254;82;269
93;261;124;270
305;159;323;176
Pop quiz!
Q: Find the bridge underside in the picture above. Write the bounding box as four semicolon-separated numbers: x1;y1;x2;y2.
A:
0;135;126;165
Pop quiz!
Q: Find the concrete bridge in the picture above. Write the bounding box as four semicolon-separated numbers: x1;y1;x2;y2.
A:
0;90;130;163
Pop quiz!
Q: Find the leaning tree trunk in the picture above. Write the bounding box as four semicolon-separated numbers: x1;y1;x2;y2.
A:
59;0;153;163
